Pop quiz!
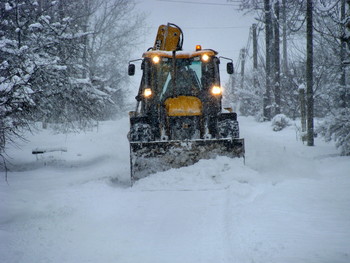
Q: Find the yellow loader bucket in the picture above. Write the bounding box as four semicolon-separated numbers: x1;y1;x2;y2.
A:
154;24;182;51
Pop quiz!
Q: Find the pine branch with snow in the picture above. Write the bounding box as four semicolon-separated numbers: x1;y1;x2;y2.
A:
318;107;350;156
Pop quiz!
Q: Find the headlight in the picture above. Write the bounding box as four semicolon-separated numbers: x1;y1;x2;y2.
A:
211;85;222;95
201;54;209;62
152;56;160;64
144;88;152;98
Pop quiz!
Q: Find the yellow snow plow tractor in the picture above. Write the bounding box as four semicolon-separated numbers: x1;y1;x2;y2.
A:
128;23;244;182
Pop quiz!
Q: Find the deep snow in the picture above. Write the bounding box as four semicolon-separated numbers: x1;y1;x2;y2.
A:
1;117;349;263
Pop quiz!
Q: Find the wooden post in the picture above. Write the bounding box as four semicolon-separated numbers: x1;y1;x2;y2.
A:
306;0;314;146
282;0;288;75
274;0;281;115
340;0;347;108
299;86;306;133
264;0;273;121
240;48;246;90
252;23;258;90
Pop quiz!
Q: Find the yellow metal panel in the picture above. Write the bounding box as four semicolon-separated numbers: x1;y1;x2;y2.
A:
164;96;202;116
154;25;181;51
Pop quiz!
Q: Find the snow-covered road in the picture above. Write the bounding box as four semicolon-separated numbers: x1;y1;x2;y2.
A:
1;117;350;263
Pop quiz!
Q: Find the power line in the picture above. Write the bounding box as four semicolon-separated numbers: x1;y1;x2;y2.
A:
141;26;250;30
185;26;250;29
156;0;241;7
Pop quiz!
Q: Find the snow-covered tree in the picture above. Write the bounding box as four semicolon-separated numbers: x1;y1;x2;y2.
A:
232;0;349;153
318;108;350;156
87;0;142;119
1;0;43;156
0;0;141;161
312;0;350;154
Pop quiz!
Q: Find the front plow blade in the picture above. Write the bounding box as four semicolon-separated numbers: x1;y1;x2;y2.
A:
130;138;244;182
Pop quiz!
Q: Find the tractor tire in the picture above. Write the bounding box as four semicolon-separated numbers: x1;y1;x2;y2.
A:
218;119;239;139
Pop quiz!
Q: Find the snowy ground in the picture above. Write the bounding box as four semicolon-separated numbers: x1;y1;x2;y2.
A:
1;116;350;263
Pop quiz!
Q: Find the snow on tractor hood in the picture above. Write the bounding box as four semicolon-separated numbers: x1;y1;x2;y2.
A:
142;49;218;59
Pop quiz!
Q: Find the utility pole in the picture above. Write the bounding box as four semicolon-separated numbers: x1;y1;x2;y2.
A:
306;0;314;146
264;0;273;121
340;0;347;108
240;48;246;90
274;0;281;115
282;0;288;75
252;23;258;90
82;0;90;79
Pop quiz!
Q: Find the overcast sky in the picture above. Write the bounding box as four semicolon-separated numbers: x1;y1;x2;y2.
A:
133;0;256;63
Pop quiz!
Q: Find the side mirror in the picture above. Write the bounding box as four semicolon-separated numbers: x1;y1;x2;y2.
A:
227;62;234;74
128;64;135;76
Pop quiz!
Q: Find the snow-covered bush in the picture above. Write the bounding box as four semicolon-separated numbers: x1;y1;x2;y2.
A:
255;112;265;123
318;108;350;156
271;114;291;131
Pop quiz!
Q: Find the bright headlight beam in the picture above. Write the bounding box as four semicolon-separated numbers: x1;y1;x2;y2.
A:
211;85;222;95
201;54;209;62
152;56;160;64
144;88;152;98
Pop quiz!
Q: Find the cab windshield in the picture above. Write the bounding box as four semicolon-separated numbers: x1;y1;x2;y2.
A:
155;59;203;101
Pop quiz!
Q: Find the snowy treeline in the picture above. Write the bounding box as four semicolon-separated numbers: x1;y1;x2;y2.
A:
228;0;350;155
0;0;141;155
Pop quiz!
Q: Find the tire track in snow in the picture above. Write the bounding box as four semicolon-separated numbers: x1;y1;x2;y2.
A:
131;172;243;262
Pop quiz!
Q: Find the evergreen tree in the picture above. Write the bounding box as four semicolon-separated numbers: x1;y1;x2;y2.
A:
0;0;141;160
